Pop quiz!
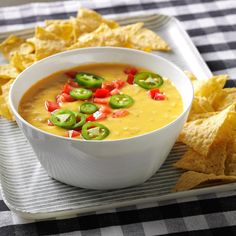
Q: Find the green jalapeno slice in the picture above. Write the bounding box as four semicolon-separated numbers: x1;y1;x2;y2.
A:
80;102;99;114
72;112;86;129
75;72;104;88
51;110;76;129
70;88;92;100
109;94;134;109
134;72;163;89
81;122;110;140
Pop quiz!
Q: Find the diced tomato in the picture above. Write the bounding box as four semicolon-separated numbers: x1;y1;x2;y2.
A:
112;79;126;89
93;97;109;105
148;89;166;100
65;71;77;79
67;130;81;138
45;100;60;112
127;74;134;84
86;115;96;122
47;119;54;126
62;83;72;94
93;110;108;121
110;88;120;95
99;105;112;114
102;82;115;91
112;109;129;118
124;67;137;75
57;93;75;103
94;88;110;98
68;79;79;88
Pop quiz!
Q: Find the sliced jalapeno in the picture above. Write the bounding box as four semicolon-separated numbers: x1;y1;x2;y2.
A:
109;94;134;109
82;122;110;140
72;112;86;129
134;72;163;89
75;72;104;88
80;102;99;114
70;88;92;100
51;109;76;129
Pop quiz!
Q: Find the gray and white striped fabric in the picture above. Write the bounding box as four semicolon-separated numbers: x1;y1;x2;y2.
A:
0;0;236;235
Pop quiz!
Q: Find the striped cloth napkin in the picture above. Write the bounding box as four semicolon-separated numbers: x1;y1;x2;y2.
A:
0;0;236;235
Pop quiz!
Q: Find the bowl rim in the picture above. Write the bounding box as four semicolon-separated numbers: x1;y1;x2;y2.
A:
9;47;194;143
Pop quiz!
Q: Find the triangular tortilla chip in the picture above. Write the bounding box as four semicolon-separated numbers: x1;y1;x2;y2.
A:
188;112;219;122
174;142;227;175
188;96;214;118
194;75;228;105
68;23;124;50
34;27;66;60
174;171;236;192
45;19;75;45
77;8;119;31
179;104;235;156
213;88;236;111
1;79;14;120
10;52;35;72
129;28;170;51
0;64;19;80
0;35;25;60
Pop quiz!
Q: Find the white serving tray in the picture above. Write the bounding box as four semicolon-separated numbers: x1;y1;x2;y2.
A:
1;13;235;220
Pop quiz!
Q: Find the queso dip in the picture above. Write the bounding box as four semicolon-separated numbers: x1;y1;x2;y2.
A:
19;63;183;140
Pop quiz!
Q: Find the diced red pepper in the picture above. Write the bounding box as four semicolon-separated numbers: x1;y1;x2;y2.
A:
67;130;81;138
102;82;115;91
57;93;75;103
99;105;112;114
124;67;138;75
45;100;60;112
112;109;129;118
47;119;54;126
65;71;77;79
93;97;109;105
86;115;96;122
68;79;79;88
94;88;110;98
127;74;134;84
110;88;120;95
112;79;126;89
62;83;72;94
148;89;166;100
93;110;108;121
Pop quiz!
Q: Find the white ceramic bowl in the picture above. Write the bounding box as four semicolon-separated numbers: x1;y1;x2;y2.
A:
9;47;193;190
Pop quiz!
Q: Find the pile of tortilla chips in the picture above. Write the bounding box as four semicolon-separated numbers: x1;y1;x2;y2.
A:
0;8;170;121
174;73;236;192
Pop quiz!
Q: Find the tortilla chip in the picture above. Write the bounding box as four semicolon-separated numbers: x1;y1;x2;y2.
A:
0;95;13;120
189;96;214;115
213;88;236;111
0;64;19;80
10;53;35;72
194;75;228;105
179;104;235;156
0;35;25;60
174;171;236;192
45;19;75;45
129;27;170;51
1;79;14;120
68;23;124;50
77;8;119;31
188;112;219;122
174;142;227;175
34;27;66;60
113;22;144;43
